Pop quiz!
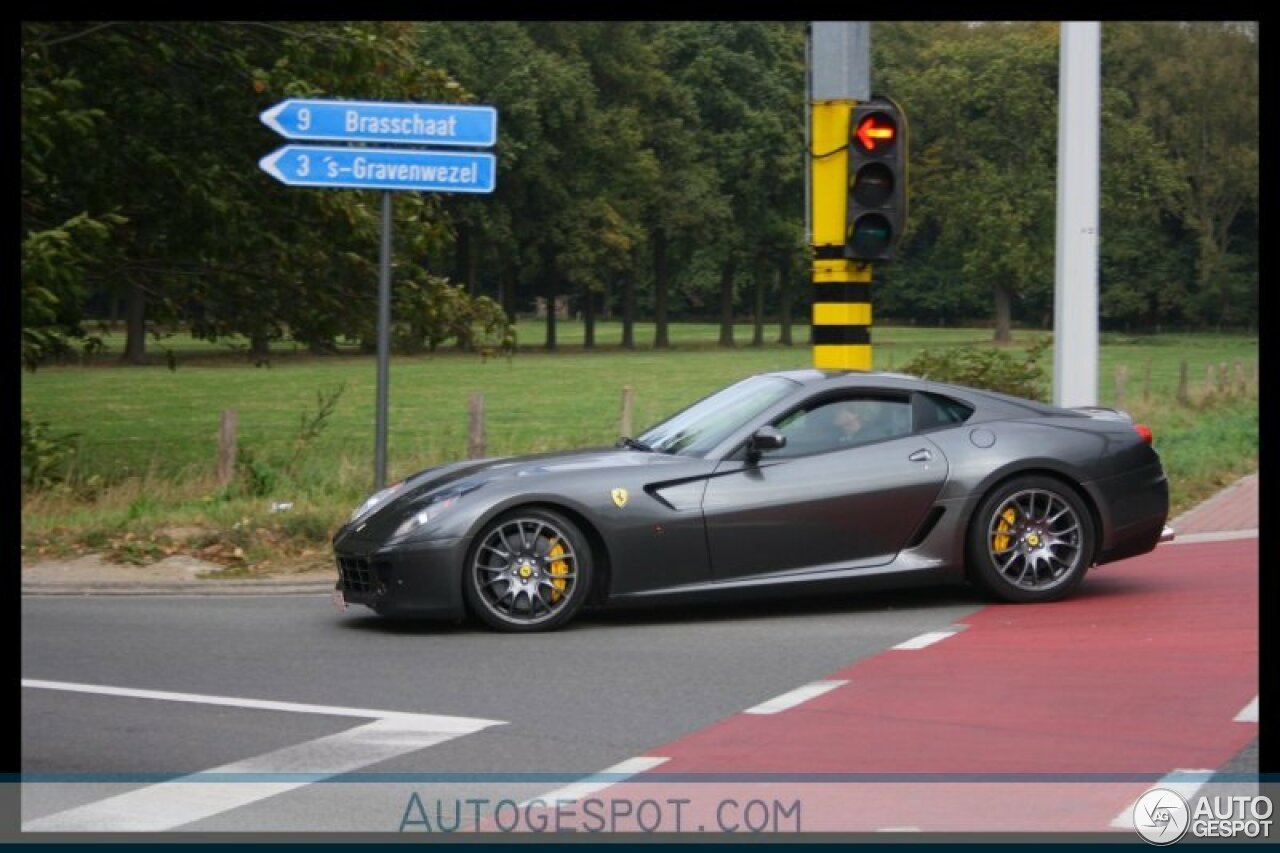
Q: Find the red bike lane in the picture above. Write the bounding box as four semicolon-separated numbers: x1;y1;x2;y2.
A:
597;537;1259;833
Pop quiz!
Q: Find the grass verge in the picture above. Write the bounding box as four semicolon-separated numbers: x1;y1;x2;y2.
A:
22;325;1257;574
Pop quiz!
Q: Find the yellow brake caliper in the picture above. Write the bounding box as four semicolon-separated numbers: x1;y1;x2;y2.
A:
993;507;1018;552
547;540;569;603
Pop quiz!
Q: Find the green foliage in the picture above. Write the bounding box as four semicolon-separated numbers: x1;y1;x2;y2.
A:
392;277;515;355
18;19;1260;369
901;337;1051;401
236;447;278;498
21;416;80;489
289;383;346;470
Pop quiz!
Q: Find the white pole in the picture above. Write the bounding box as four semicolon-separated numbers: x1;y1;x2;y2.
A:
1053;22;1101;408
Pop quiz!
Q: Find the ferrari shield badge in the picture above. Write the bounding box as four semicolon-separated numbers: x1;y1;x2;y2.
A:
611;488;628;508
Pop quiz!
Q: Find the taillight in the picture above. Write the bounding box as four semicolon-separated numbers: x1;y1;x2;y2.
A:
1134;424;1153;444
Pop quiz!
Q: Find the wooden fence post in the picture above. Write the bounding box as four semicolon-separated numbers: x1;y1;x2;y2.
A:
620;385;635;438
468;393;486;459
1114;365;1128;409
218;410;237;487
1218;362;1229;393
1177;360;1189;406
1205;364;1215;394
1234;360;1246;395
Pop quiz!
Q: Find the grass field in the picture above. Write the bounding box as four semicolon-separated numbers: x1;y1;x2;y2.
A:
22;322;1258;570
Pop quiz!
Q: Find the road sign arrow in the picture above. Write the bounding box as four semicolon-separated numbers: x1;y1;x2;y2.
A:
257;145;496;193
257;148;287;182
258;99;497;147
259;102;289;139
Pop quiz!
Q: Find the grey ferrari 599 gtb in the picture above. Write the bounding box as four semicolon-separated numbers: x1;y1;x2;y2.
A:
333;370;1170;632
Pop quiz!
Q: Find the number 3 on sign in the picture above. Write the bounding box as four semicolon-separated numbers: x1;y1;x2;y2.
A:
296;153;310;177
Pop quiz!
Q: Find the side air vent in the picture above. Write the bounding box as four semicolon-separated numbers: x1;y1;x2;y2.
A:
905;506;945;549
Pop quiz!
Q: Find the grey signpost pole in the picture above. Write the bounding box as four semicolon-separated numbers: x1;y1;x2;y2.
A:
375;191;392;491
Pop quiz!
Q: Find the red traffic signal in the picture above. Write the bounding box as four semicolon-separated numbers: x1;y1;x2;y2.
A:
846;96;908;261
854;114;897;154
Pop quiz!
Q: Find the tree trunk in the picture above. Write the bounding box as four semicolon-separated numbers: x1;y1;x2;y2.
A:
778;261;793;346
621;274;636;349
250;330;270;361
751;264;765;347
993;282;1013;343
544;278;557;351
454;224;475;295
123;278;147;364
653;231;670;349
500;266;517;320
583;285;596;349
718;254;736;348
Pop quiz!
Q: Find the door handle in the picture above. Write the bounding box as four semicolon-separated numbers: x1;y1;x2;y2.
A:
908;449;932;463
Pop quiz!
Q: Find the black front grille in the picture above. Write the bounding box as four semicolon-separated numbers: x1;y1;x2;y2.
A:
336;554;374;593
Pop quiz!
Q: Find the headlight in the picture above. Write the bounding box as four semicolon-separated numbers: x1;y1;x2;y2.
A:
392;493;462;538
348;481;405;524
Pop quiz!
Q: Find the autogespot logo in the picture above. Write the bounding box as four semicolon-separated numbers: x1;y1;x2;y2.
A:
1134;788;1191;845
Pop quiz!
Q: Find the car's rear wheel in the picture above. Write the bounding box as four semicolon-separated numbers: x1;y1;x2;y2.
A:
966;475;1094;603
463;508;592;632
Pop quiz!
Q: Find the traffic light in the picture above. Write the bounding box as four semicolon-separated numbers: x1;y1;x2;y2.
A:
846;96;907;261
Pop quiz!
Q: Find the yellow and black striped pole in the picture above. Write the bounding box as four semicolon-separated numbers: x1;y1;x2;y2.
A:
810;100;872;371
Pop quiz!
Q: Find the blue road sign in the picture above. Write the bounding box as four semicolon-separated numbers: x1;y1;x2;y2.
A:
259;99;497;147
259;145;496;193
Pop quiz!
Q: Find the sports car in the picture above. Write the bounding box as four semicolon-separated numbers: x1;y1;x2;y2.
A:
332;370;1171;632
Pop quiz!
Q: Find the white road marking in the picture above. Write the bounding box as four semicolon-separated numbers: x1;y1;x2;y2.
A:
21;679;501;731
892;630;959;651
1109;769;1215;829
518;757;669;807
743;680;848;715
22;679;505;832
876;826;922;831
1164;529;1257;545
1235;696;1259;723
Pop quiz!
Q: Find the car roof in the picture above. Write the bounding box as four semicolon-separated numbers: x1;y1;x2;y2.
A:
762;369;1066;417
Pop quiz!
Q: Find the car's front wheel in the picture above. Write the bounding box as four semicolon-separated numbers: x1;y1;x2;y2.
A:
966;475;1095;603
463;508;592;632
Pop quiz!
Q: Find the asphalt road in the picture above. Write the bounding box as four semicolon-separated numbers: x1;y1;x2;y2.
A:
22;585;985;833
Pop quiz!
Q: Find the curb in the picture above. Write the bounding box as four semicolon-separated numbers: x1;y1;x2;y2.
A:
22;577;334;597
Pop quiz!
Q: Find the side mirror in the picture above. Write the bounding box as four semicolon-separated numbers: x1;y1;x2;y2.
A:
747;426;786;461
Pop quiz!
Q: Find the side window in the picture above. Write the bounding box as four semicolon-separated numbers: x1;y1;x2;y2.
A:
770;395;913;457
913;392;975;431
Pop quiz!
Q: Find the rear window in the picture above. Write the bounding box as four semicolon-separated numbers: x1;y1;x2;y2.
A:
913;392;975;431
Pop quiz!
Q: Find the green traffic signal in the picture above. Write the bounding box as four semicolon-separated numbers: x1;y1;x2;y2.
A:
849;213;892;258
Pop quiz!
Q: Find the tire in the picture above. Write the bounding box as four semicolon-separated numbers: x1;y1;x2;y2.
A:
966;475;1095;603
463;508;593;632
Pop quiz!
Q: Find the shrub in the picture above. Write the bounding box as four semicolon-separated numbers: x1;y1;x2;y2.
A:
902;337;1050;401
21;416;79;489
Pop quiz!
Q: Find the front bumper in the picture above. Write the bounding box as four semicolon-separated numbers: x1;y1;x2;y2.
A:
333;536;467;620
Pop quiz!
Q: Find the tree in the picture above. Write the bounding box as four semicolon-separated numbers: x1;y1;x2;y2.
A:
21;21;505;367
893;22;1059;342
1106;22;1258;328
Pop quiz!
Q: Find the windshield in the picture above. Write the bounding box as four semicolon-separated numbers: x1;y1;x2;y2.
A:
636;375;799;457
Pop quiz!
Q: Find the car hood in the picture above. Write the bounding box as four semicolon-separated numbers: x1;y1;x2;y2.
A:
352;447;691;530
